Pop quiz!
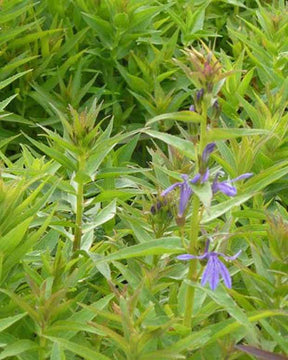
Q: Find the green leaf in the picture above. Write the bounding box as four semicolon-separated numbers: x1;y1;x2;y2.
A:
245;162;288;194
0;94;18;111
0;313;26;332
0;2;34;24
207;128;268;142
82;12;113;48
95;237;183;264
0;340;38;359
46;320;106;337
92;190;139;203
83;200;116;233
188;282;258;342
0;134;20;149
9;29;62;48
24;134;76;171
55;27;89;59
208;309;288;346
202;194;251;223
89;253;111;280
0;289;40;323
0;70;32;90
144;129;195;160
51;343;66;360
159;328;211;354
0;217;33;253
191;181;213;208
147;111;204;125
115;134;140;165
46;337;110;360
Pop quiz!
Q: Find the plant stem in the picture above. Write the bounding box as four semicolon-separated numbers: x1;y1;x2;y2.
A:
73;180;84;252
39;327;46;360
183;98;208;327
73;155;85;253
183;195;200;327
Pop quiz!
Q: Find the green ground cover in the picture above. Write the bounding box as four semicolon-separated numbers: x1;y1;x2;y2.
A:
0;0;287;359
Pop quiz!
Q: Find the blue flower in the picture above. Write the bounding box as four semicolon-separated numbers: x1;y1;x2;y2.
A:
177;241;241;290
212;172;253;197
161;174;193;217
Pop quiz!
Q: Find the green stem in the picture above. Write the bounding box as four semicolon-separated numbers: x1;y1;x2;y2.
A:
39;326;47;360
183;99;208;327
73;180;84;252
73;155;85;253
183;195;200;327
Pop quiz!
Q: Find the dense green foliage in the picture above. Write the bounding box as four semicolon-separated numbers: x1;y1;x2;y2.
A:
0;0;288;359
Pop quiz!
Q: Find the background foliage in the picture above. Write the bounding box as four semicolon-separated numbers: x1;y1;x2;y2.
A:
0;0;287;359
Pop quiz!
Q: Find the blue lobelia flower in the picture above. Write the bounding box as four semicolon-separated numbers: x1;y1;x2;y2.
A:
212;172;253;197
177;241;241;290
161;174;193;217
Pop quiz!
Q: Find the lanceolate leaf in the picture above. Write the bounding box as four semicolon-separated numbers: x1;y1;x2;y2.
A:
46;337;110;360
144;129;195;160
94;237;183;264
0;313;27;332
0;340;38;359
207;127;269;142
83;200;117;233
0;70;32;90
147;111;204;125
24;134;76;171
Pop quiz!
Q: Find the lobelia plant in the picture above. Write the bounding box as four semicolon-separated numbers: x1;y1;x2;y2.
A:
159;47;254;328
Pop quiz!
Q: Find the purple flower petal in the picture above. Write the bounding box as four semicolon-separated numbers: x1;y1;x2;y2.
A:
189;105;195;112
217;259;232;288
196;88;204;101
161;182;181;197
180;174;190;182
231;173;253;182
222;250;242;261
213;181;237;196
201;256;213;286
201;168;210;183
202;143;216;163
177;254;197;260
178;182;193;216
204;239;210;253
178;252;208;261
190;173;201;184
209;256;220;290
